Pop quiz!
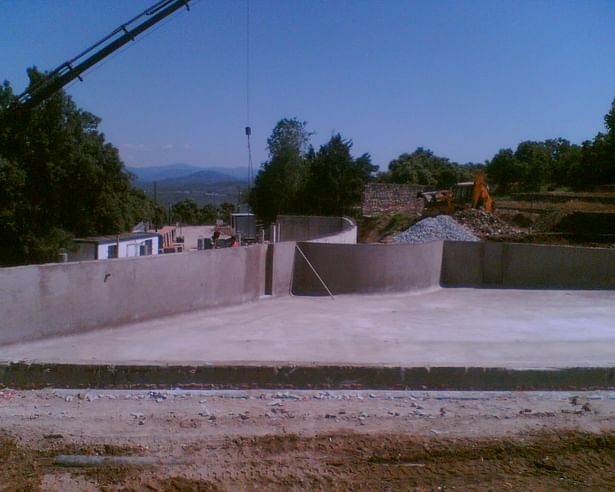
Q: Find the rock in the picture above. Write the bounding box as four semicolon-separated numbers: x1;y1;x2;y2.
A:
454;209;520;238
394;215;479;244
147;391;167;401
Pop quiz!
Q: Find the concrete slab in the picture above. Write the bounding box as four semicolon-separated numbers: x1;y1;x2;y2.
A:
1;288;613;369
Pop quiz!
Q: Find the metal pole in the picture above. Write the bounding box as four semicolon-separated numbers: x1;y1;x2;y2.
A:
295;245;334;300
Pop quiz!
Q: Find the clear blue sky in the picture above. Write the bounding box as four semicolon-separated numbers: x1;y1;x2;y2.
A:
2;0;614;172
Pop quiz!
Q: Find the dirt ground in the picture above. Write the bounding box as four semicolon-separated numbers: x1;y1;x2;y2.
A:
1;388;613;490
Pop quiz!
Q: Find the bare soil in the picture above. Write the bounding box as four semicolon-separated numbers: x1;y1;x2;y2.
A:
1;389;613;490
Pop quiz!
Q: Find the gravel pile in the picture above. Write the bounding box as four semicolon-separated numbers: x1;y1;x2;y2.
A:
454;209;520;237
393;215;479;244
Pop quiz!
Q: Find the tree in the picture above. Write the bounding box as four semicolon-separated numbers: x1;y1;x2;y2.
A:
199;204;218;224
386;148;471;189
0;70;160;265
514;141;551;191
248;118;312;222
172;199;200;224
303;134;376;215
485;148;525;194
218;202;235;223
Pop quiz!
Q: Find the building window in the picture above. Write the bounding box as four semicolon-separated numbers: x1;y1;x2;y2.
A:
107;244;118;259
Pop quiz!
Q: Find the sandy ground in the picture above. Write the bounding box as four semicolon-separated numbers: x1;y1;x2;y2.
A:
1;388;613;490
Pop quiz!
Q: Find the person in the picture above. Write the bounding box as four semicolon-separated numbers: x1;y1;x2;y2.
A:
229;236;239;248
211;230;220;248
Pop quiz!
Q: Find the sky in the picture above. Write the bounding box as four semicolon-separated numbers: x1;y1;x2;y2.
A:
2;0;615;173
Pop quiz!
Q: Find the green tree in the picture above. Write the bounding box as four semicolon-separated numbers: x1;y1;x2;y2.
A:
218;202;235;223
486;148;526;194
544;138;581;188
514;141;551;191
172;199;200;224
386;148;471;189
303;134;376;216
248;118;312;222
199;204;218;224
0;70;159;265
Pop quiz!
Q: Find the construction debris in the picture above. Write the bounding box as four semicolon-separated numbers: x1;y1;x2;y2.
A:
453;209;521;238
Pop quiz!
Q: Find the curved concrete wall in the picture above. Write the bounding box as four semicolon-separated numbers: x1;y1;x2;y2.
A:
277;215;357;244
292;241;444;296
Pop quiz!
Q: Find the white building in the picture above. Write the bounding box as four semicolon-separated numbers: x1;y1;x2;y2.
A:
68;233;160;261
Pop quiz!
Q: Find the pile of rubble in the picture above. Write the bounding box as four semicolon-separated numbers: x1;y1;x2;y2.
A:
453;209;520;238
393;215;479;244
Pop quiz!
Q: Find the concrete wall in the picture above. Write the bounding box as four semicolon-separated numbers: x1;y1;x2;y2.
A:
0;215;357;346
0;245;268;346
277;215;356;243
265;241;297;296
442;241;615;289
292;241;444;296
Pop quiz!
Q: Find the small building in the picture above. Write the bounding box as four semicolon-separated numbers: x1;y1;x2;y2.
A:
156;225;179;252
68;233;160;261
231;213;256;240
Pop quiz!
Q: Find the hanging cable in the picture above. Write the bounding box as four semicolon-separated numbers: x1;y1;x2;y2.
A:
245;0;254;188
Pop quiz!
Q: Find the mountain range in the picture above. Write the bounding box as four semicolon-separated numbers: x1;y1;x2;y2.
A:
127;164;249;183
127;164;250;207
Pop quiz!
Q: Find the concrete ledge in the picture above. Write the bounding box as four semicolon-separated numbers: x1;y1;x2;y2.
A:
1;362;613;391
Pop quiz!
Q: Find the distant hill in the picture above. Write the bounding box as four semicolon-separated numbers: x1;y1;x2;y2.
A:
127;164;250;183
128;164;250;207
127;164;203;182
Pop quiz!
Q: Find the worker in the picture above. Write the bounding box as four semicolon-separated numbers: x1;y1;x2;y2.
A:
229;236;239;248
211;230;220;248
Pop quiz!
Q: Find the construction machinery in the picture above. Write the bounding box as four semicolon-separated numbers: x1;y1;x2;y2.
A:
419;174;494;214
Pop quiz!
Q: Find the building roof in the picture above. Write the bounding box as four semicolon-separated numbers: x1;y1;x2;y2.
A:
74;232;159;245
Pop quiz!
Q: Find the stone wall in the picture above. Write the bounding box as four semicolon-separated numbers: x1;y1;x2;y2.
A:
361;183;425;216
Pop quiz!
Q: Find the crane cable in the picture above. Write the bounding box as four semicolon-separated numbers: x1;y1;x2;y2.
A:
245;0;254;188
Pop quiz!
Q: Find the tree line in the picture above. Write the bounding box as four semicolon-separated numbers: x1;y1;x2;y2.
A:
2;67;613;265
0;70;244;266
485;99;615;193
250;98;615;223
0;70;167;266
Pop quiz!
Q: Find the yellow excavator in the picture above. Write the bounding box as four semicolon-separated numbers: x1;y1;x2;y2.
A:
419;174;494;214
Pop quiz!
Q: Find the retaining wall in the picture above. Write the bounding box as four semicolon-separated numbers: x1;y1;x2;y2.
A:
0;214;356;345
4;224;615;346
361;183;425;216
0;246;267;346
441;241;615;289
292;241;444;295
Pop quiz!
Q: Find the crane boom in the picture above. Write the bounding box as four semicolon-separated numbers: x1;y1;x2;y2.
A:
14;0;192;111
